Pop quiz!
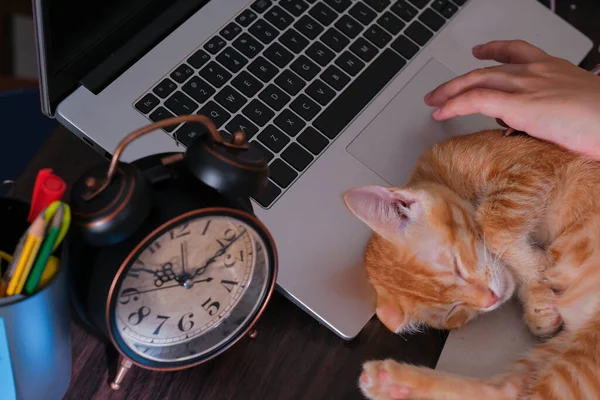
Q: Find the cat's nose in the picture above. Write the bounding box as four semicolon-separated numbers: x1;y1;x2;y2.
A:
485;289;499;308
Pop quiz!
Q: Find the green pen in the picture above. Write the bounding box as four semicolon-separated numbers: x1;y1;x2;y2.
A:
23;205;63;295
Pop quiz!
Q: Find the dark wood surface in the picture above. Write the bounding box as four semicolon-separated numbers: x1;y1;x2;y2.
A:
11;2;600;399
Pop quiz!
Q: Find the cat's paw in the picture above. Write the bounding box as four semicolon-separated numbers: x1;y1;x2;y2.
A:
359;360;416;400
521;283;562;338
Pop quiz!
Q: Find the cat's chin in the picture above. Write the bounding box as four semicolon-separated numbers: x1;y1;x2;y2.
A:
483;268;516;312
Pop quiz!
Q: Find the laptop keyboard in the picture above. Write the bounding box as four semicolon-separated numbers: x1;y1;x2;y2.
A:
134;0;467;208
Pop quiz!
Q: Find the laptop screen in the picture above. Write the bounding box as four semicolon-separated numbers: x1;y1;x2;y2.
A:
34;0;210;116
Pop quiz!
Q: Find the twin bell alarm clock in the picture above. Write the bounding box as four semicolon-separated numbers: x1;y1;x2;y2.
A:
66;115;278;390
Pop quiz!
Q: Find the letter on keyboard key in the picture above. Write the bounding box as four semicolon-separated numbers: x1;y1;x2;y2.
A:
349;3;376;25
320;28;350;52
350;38;379;62
135;93;159;114
275;70;306;96
274;109;305;136
280;29;310;53
259;84;291;111
291;55;321;81
305;79;336;106
306;42;335;67
320;65;350;91
242;99;275;126
313;49;406;139
227;115;259;139
258;124;290;152
198;101;231;127
294;15;324;40
309;3;338;26
215;86;248;113
232;71;264;97
264;42;294;68
248;56;279;82
165;91;199;116
269;159;298;188
291;94;322;121
335;51;365;76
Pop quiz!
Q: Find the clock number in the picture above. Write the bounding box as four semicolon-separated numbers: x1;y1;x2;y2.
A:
119;288;140;305
148;241;161;254
220;279;239;293
216;229;237;248
178;312;195;332
153;315;170;335
169;223;190;240
202;220;212;235
128;306;151;325
201;298;221;316
224;250;244;268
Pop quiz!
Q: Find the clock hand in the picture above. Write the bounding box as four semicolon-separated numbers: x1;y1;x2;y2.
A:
127;277;214;296
192;229;246;277
180;242;187;274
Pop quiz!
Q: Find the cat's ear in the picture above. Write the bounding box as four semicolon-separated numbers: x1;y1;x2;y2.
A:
343;185;422;240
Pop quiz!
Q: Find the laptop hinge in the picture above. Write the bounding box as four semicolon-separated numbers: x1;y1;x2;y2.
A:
81;1;208;95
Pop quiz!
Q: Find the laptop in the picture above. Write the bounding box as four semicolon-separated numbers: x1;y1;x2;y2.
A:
32;0;592;340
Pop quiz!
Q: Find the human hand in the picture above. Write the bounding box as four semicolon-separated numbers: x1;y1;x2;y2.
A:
424;40;600;160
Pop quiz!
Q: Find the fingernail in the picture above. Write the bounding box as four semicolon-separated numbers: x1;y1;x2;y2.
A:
473;44;483;52
432;108;441;118
424;91;432;101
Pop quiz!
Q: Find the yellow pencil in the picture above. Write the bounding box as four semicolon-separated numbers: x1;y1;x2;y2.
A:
5;216;46;296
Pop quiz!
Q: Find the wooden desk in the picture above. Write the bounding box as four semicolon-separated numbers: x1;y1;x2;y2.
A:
12;2;600;399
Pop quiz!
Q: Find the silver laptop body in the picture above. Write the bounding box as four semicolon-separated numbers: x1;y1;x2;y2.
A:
33;0;592;339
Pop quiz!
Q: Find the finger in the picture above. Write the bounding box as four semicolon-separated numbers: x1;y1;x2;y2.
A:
431;88;519;123
425;64;523;106
472;40;550;64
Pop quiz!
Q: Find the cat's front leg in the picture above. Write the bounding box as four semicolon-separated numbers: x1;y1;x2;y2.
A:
359;360;517;400
518;281;562;338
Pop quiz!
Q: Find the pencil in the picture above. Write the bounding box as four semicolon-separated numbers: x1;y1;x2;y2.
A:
5;215;46;296
23;205;63;295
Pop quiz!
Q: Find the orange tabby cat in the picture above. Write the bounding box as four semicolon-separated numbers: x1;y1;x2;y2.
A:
343;129;600;399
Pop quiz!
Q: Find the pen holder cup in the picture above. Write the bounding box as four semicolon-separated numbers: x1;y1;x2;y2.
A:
0;197;72;400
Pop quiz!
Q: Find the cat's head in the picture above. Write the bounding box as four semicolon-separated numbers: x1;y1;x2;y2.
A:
343;184;516;334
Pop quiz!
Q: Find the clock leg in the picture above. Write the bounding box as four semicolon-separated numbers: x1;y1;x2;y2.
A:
248;329;258;339
110;356;133;390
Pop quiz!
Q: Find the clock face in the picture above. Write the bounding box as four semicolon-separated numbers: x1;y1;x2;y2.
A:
108;209;275;368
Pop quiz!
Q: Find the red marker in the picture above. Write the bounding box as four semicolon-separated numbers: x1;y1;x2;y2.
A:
27;169;67;222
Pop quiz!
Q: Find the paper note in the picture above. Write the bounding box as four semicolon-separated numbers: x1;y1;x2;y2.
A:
0;317;17;400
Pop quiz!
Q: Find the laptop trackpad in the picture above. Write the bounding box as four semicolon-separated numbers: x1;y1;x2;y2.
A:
347;58;494;186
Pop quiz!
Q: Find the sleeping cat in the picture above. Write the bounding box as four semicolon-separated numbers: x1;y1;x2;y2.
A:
343;129;600;399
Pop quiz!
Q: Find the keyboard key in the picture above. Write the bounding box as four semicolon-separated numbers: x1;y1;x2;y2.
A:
405;21;433;45
242;99;275;126
324;0;351;13
198;101;231;127
248;56;279;82
291;94;321;121
309;3;337;26
258;124;290;152
215;86;248;112
349;2;377;25
335;15;363;39
187;49;211;69
350;37;379;62
408;0;429;8
249;20;279;44
419;8;445;31
265;6;295;30
282;143;314;171
264;42;294;68
280;29;309;53
226;115;259;139
253;179;281;207
453;0;467;5
220;22;243;41
275;70;306;96
216;47;248;73
259;84;291;111
182;76;215;103
321;28;350;52
314;49;406;139
251;0;272;13
165;91;199;116
236;9;258;27
295;15;324;40
298;126;329;155
269;159;298;188
391;35;419;59
251;140;274;163
320;65;350;90
280;0;308;16
274;109;305;136
391;1;418;22
306;41;335;67
233;33;264;58
149;107;177;132
377;11;405;34
438;2;458;18
335;51;365;76
291;55;321;81
364;24;392;48
232;71;264;97
431;0;448;13
170;63;194;83
175;123;209;147
200;61;232;88
135;93;159;114
153;78;177;99
204;35;226;55
305;79;336;106
364;0;391;12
